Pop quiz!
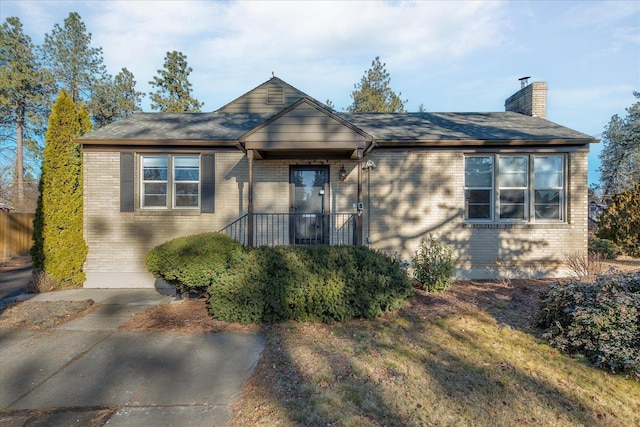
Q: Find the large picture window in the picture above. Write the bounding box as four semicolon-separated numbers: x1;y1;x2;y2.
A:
464;154;565;222
141;154;200;209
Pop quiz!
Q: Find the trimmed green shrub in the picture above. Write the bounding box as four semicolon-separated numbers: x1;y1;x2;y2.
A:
588;237;622;259
145;232;244;295
31;90;91;287
537;271;640;380
596;183;640;257
411;235;456;292
208;245;412;324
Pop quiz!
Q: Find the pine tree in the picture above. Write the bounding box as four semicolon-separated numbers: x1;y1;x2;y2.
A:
39;12;107;105
90;67;144;128
31;90;91;286
599;92;640;198
0;17;55;207
149;51;204;112
348;56;406;113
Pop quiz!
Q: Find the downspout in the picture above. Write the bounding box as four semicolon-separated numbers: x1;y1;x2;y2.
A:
247;150;254;247
356;148;364;246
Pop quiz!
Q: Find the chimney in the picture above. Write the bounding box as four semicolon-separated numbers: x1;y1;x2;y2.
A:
505;79;547;119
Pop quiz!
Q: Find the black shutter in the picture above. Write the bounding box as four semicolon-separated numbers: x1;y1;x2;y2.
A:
120;152;134;212
201;153;215;213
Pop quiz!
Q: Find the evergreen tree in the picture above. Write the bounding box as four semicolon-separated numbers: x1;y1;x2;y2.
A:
149;51;204;112
0;17;55;207
596;183;640;257
599;92;640;198
39;12;107;105
348;56;406;113
31;90;91;286
325;99;335;110
90;67;144;128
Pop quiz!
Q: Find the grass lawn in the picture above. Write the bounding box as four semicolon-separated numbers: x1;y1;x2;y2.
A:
230;279;640;427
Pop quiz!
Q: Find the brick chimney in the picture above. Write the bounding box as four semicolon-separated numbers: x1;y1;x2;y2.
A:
504;79;547;119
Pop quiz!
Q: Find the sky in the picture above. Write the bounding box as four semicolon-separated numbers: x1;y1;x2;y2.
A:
2;0;639;185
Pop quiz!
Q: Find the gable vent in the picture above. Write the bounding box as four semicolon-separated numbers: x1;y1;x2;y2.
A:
267;84;284;104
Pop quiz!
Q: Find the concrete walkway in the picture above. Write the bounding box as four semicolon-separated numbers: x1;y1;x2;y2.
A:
0;289;265;426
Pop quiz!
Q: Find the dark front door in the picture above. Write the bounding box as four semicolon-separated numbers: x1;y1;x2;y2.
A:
290;166;329;244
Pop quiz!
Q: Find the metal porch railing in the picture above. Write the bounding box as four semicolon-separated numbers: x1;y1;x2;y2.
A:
220;213;357;247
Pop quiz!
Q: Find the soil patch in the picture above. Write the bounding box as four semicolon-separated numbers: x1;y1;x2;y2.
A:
0;299;96;329
119;299;258;334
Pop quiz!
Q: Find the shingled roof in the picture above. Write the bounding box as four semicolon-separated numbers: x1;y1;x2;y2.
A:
80;109;594;146
80;77;596;147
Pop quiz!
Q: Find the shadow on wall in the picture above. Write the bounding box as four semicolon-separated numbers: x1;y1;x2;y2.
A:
366;149;580;278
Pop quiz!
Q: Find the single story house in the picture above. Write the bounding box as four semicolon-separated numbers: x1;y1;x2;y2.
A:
79;77;597;288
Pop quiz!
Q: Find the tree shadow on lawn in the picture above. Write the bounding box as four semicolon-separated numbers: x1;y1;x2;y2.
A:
233;295;620;426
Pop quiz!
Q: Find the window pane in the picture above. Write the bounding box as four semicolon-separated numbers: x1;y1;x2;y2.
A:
499;156;527;187
175;183;198;196
535;190;561;220
500;189;525;203
144;195;167;207
174;156;199;182
500;204;525;219
535;204;560;220
175;169;199;181
145;183;166;195
465;189;491;219
175;195;199;207
535;190;559;204
534;156;562;188
500;189;525;219
175;183;199;207
465;157;493;188
143;156;168;181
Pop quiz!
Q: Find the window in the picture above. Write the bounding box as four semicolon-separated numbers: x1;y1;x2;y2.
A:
141;154;200;209
534;156;563;220
464;154;565;222
464;156;493;220
499;156;528;220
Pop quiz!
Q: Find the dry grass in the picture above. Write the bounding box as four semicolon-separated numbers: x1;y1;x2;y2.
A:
231;279;640;427
0;300;96;329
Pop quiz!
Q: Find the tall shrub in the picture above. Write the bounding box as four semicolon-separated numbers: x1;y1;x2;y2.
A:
596;183;640;257
31;90;91;286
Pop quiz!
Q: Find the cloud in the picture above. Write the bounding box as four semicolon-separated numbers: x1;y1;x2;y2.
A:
79;0;508;109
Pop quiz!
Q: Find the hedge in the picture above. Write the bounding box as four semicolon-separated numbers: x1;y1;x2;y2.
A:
207;245;413;324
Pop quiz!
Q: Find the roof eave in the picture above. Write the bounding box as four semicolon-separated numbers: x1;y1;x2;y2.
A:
376;138;597;146
80;139;239;147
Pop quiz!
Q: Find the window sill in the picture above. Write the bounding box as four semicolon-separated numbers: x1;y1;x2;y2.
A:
135;209;202;217
463;222;570;229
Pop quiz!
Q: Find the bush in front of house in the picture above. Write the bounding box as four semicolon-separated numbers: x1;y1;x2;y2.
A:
596;183;640;257
207;245;413;324
588;237;622;259
145;232;244;295
411;235;456;292
536;271;640;380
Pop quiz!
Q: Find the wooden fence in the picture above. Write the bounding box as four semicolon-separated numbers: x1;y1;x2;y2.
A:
0;213;34;261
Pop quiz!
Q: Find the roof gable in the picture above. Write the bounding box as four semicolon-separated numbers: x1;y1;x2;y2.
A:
240;98;371;159
216;76;310;114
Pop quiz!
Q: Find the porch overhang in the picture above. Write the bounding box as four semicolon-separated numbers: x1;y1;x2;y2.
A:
244;142;366;160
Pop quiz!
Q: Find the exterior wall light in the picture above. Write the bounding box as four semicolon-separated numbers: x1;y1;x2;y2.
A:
339;165;347;181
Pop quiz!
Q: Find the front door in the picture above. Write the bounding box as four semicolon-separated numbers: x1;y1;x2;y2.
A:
290;166;329;244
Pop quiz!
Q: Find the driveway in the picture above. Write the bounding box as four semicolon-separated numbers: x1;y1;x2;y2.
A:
0;289;265;426
0;256;31;300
